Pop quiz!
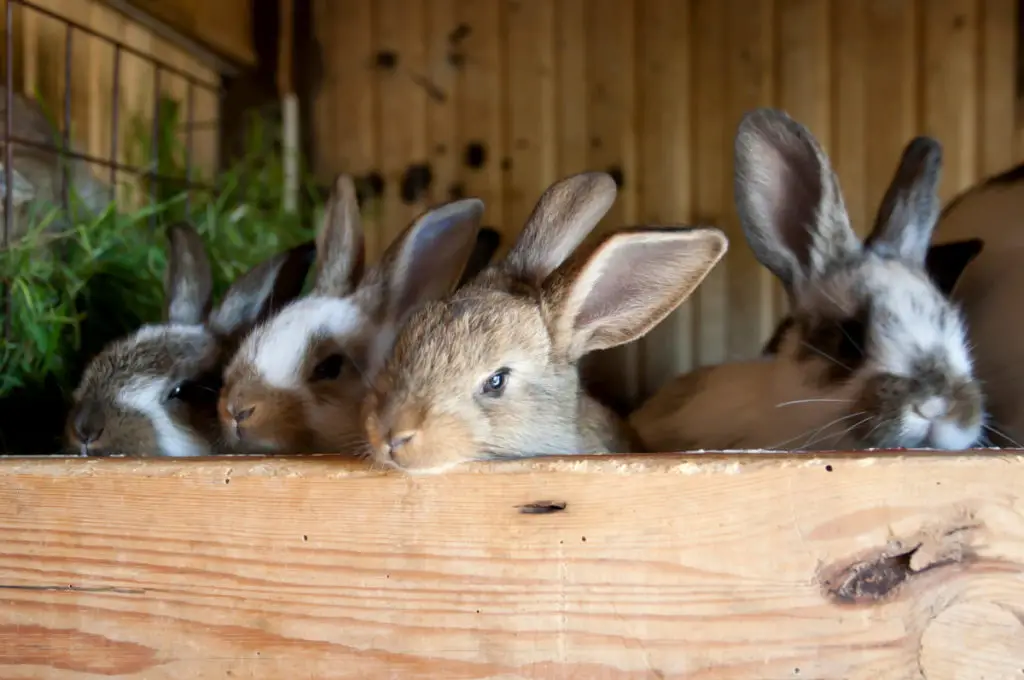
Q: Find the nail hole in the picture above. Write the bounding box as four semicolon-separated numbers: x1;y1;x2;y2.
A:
517;500;566;515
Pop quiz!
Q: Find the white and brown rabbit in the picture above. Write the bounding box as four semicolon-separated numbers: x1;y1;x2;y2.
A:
630;108;985;453
0;85;112;243
217;174;496;455
362;171;728;473
66;223;315;457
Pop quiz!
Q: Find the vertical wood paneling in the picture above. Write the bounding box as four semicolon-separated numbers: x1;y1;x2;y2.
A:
424;0;458;207
583;0;638;412
725;0;776;358
315;0;379;254
309;0;1020;400
864;0;919;228
377;0;428;242
455;0;505;239
504;0;556;232
692;0;729;368
636;0;693;396
922;0;980;202
832;1;868;232
978;0;1016;176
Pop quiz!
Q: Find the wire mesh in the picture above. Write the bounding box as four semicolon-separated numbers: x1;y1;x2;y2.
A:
1;0;224;341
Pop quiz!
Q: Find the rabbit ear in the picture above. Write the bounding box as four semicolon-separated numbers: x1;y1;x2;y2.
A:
546;227;728;360
313;173;365;297
363;197;485;325
207;240;316;340
165;222;213;325
0;163;35;206
504;172;618;287
923;238;984;297
865;136;943;264
457;226;502;288
734;108;859;293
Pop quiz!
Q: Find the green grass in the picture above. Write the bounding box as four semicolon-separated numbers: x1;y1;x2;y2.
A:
0;95;323;454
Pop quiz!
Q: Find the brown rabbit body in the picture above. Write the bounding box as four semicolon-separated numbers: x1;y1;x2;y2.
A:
363;172;728;473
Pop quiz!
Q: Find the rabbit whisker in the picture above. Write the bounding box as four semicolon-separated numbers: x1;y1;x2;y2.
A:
803;415;872;450
767;410;866;451
775;398;854;408
983;423;1023;449
799;341;851;373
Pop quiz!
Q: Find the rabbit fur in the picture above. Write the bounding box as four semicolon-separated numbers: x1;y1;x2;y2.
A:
66;223;315;457
631;108;984;453
362;171;728;473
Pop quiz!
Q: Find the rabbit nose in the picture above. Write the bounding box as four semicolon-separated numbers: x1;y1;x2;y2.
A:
72;406;105;444
387;430;417;452
913;397;946;421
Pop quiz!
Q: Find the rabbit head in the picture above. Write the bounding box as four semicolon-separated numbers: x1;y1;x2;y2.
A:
732;108;984;450
219;174;490;455
363;172;729;473
66;223;315;457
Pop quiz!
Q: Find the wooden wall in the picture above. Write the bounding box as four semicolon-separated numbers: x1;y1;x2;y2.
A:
311;0;1021;404
0;0;223;205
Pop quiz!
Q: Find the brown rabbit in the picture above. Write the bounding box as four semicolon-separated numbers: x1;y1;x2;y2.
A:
0;85;111;243
363;172;729;473
218;174;490;455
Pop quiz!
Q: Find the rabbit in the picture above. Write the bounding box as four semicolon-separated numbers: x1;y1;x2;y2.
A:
66;223;315;457
630;108;985;454
217;174;495;455
362;171;729;474
0;85;112;244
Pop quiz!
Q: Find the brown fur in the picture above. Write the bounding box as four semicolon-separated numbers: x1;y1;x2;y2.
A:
632;109;984;453
220;174;493;455
66;223;314;457
364;172;728;473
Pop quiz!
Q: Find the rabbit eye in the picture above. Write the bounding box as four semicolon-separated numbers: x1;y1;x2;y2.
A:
311;354;345;382
482;368;510;396
168;373;222;404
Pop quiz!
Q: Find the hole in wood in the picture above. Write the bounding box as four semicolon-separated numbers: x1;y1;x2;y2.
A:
516;500;567;515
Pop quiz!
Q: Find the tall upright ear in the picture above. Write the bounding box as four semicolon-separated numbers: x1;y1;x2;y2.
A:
164;222;213;325
734;108;859;293
365;198;485;324
547;227;728;360
924;238;983;297
0;163;35;206
865;136;943;264
312;173;365;297
207;240;316;339
457;226;501;288
504;172;617;287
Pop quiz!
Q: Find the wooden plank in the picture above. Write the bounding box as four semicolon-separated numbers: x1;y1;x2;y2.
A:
454;0;504;236
0;453;1022;678
554;0;587;178
424;0;459;207
103;0;256;68
582;0;640;412
978;0;1017;176
832;0;868;235
635;0;694;398
922;0;979;203
313;0;380;255
504;0;556;233
864;0;918;223
725;0;776;358
692;0;728;368
376;0;429;245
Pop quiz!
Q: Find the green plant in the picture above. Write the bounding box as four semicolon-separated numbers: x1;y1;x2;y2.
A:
0;95;322;454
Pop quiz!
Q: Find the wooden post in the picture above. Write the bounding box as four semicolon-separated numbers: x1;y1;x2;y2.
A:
278;0;298;213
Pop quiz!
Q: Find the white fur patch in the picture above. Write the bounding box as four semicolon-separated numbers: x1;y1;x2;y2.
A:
864;259;973;380
240;296;369;388
117;376;212;457
132;323;208;344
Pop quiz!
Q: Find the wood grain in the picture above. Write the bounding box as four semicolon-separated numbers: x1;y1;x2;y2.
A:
1;453;1022;679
